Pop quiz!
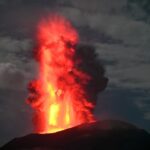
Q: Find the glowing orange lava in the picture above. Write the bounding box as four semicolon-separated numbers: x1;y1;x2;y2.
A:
27;15;95;133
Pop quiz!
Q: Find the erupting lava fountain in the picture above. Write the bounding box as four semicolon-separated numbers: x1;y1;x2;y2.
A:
27;15;95;134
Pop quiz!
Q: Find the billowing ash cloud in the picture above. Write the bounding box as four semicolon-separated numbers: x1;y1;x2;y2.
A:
74;44;108;105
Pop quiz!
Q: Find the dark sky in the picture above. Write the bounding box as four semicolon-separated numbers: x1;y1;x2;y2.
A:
0;0;150;145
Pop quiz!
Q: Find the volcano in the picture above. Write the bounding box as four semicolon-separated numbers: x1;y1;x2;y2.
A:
2;15;149;150
1;120;150;150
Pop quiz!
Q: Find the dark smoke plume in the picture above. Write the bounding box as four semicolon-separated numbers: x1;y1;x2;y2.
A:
74;44;108;105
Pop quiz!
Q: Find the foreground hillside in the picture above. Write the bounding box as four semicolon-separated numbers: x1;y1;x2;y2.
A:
1;120;150;150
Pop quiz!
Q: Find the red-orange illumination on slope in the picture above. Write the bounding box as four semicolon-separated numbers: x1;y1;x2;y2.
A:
27;15;95;133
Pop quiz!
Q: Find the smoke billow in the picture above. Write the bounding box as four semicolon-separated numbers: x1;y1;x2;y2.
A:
74;44;108;105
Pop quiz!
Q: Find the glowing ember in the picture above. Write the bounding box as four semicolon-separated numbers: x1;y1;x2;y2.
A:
27;15;95;133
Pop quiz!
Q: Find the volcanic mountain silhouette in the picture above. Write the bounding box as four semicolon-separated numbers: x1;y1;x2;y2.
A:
1;120;150;150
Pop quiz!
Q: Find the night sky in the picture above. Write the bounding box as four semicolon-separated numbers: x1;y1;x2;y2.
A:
0;0;150;145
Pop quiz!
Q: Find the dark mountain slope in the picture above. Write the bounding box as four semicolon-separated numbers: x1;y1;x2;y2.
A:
1;120;150;150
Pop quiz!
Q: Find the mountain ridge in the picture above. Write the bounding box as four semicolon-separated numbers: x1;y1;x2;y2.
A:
1;120;150;150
